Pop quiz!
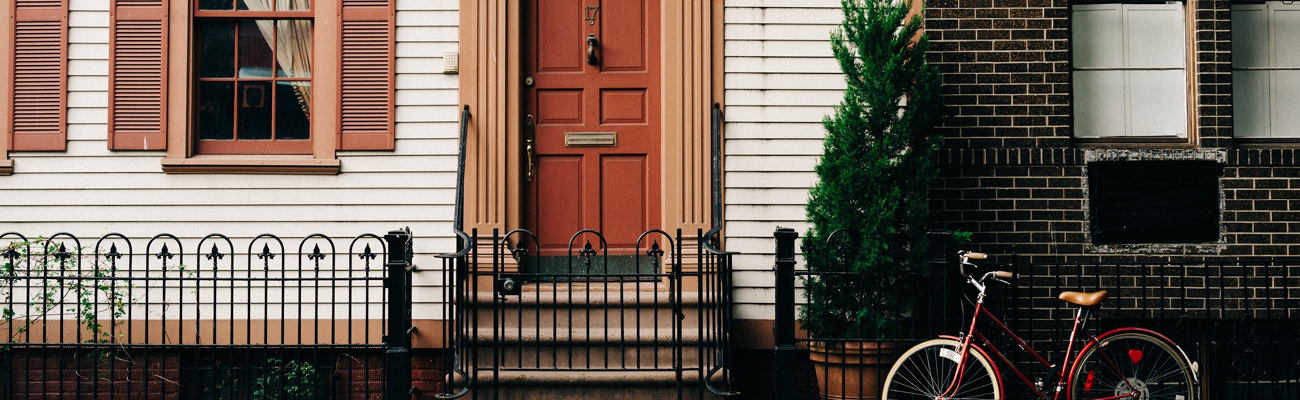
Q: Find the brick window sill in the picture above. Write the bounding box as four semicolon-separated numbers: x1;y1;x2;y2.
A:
162;156;340;175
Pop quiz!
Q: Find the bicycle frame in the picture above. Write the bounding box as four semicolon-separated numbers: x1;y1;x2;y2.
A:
941;290;1142;400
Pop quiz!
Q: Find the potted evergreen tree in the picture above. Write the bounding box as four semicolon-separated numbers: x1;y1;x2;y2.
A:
801;0;942;398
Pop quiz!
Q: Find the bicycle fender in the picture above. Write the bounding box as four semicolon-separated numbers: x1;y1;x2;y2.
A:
1069;327;1200;387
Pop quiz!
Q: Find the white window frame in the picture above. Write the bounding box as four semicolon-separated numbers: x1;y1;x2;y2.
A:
1071;2;1192;141
1232;1;1300;141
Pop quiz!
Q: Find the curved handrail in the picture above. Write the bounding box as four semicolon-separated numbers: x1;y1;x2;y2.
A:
439;105;476;259
433;105;475;399
702;103;735;256
701;103;740;397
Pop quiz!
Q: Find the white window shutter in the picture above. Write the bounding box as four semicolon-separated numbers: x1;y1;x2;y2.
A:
1125;4;1186;69
1129;70;1188;135
1274;70;1300;136
1074;70;1127;137
1231;5;1269;68
1233;70;1271;138
1273;8;1300;68
1072;5;1124;69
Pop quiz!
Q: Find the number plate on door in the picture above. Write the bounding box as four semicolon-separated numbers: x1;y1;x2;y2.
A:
565;132;618;147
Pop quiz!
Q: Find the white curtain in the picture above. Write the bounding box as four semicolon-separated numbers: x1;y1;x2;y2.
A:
240;0;313;118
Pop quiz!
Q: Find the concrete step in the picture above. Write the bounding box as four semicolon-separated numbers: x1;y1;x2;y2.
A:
466;344;706;369
464;290;712;331
450;370;727;400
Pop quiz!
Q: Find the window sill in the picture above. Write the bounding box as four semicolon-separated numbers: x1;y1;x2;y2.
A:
0;159;12;176
161;156;340;175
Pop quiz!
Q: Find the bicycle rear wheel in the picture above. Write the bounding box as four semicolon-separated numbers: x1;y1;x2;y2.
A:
882;338;1000;400
1069;331;1195;400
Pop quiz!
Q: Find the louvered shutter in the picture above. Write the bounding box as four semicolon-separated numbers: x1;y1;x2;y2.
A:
8;0;68;151
108;0;167;150
338;0;396;150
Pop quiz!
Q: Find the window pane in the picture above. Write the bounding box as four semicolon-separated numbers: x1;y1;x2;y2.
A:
198;21;235;78
238;20;275;78
1124;4;1185;69
238;82;273;140
199;0;234;10
1275;70;1300;136
1072;70;1126;137
198;81;235;140
1071;5;1123;69
1276;8;1300;67
1233;70;1271;138
277;0;311;11
275;20;313;78
1128;70;1187;136
276;82;311;140
1232;5;1269;68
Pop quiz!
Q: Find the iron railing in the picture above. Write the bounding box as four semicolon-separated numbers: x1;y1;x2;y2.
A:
432;103;738;399
437;229;736;400
990;258;1300;400
0;230;414;399
774;228;1300;399
772;228;948;400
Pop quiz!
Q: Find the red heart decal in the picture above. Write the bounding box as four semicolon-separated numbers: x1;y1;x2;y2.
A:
1128;349;1144;364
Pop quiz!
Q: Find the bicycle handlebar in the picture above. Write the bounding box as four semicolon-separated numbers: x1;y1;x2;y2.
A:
992;271;1016;280
964;251;988;260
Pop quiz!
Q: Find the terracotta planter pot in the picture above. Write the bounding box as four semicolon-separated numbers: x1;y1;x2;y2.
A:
809;341;900;400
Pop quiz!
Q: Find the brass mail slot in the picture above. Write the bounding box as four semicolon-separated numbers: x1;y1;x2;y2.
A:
565;131;618;147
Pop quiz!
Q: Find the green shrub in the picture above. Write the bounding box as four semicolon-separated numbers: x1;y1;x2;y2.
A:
800;0;943;340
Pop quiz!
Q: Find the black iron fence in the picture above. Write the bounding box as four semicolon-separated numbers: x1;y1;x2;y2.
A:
774;228;1300;400
0;230;415;399
433;228;737;399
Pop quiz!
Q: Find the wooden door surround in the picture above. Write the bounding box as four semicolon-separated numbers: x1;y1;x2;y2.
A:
458;0;723;238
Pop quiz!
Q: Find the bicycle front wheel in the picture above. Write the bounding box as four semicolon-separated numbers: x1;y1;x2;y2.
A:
1069;331;1195;400
882;338;1000;400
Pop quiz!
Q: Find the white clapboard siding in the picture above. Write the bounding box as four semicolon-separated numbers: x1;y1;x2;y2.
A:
0;0;461;317
723;1;841;320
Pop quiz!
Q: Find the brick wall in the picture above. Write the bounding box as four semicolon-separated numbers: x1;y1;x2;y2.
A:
0;349;446;399
921;0;1300;261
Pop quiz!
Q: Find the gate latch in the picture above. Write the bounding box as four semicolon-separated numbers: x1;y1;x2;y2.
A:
496;275;522;297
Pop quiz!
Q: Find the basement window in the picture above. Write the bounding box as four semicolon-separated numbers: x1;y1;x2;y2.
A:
1088;161;1220;244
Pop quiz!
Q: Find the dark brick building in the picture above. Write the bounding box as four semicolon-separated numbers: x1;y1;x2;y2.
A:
924;0;1300;262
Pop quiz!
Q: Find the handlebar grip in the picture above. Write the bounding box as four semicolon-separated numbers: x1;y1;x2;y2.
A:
964;251;988;260
993;271;1017;280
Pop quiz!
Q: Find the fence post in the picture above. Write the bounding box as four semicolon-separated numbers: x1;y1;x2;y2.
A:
386;229;413;400
925;230;953;337
773;227;799;400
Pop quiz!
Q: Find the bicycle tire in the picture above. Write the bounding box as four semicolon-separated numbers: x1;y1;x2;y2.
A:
882;338;1001;400
1069;331;1195;400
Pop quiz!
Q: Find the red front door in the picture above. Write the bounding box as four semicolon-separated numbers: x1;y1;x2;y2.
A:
525;0;661;256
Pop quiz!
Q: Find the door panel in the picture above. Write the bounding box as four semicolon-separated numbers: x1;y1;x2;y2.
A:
599;0;646;71
601;155;647;243
526;0;661;256
535;156;585;250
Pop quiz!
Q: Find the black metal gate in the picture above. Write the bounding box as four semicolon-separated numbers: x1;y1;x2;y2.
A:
0;230;414;399
432;228;738;399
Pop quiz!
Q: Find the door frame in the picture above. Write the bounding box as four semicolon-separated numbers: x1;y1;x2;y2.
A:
458;0;724;236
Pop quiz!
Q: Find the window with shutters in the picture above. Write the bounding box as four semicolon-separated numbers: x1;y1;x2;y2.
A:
194;0;314;155
1232;1;1300;141
2;0;69;159
1071;2;1190;141
101;0;395;173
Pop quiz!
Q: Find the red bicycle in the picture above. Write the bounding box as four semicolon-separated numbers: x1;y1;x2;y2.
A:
881;251;1199;400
